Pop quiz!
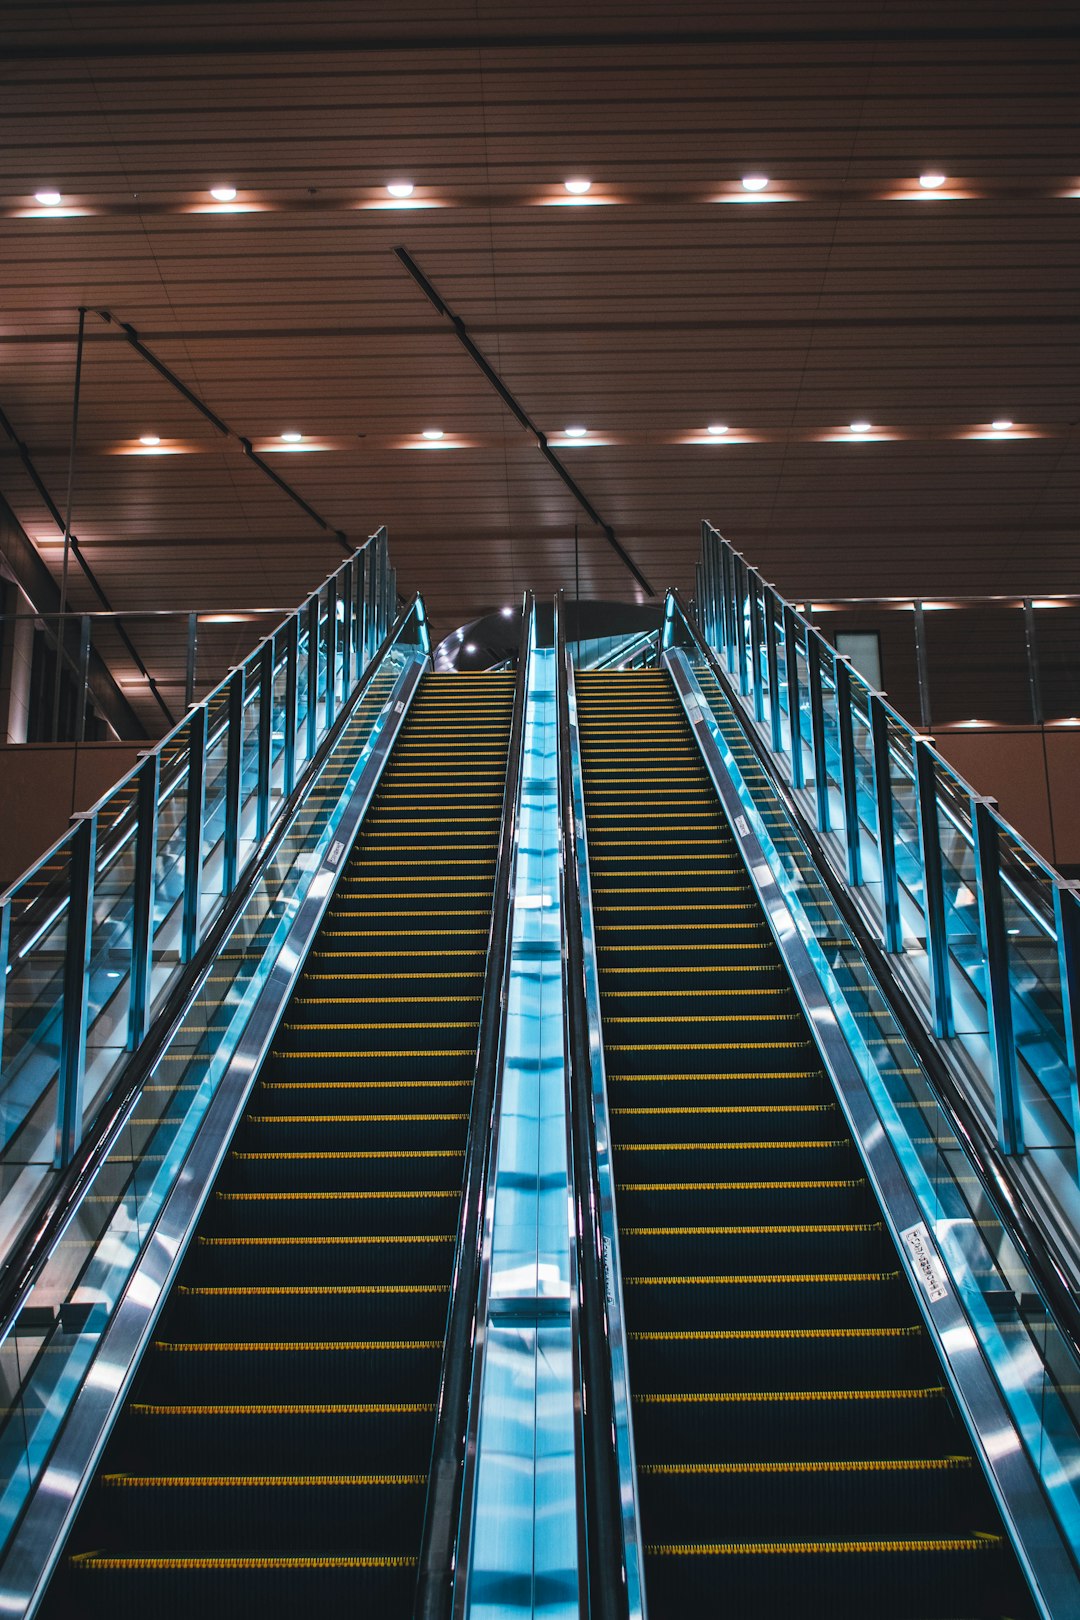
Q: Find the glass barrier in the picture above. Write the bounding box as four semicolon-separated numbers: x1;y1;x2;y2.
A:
0;528;401;1272
666;599;1080;1565
0;594;428;1561
688;524;1080;1257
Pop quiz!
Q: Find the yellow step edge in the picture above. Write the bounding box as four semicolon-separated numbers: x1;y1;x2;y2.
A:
639;1458;971;1477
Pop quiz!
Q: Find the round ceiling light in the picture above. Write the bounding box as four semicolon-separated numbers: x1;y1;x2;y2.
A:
706;423;729;435
139;434;161;446
35;189;62;206
741;174;769;192
564;178;592;195
563;425;587;437
421;428;444;440
849;420;872;434
210;184;237;202
281;431;302;442
387;181;415;198
919;172;947;189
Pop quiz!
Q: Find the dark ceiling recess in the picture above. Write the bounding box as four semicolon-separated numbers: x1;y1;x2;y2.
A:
0;0;1076;732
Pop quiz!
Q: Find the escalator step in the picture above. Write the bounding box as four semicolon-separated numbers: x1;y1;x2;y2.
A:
575;670;1034;1620
46;672;515;1620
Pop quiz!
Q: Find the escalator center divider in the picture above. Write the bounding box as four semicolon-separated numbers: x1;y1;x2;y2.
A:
573;669;1035;1620
44;671;518;1620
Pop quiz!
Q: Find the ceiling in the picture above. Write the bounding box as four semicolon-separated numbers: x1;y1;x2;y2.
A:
0;2;1077;727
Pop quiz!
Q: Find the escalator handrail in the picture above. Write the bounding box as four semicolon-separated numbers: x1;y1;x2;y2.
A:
0;599;427;1350
555;599;632;1620
666;587;1080;1385
413;596;532;1620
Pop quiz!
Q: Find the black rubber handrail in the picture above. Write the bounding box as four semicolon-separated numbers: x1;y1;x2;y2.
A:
0;602;422;1345
668;589;1080;1382
556;604;632;1620
413;599;531;1620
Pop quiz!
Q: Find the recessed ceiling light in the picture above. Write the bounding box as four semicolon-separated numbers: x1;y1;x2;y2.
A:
564;425;587;437
421;428;444;440
919;172;947;190
849;420;872;434
741;175;769;192
281;430;302;442
387;181;415;198
139;434;161;446
501;606;514;618
564;178;592;195
210;185;237;202
35;189;62;206
464;643;477;655
991;419;1013;431
707;423;729;435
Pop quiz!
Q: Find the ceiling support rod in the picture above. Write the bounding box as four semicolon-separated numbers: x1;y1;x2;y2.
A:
90;307;352;555
0;403;171;728
393;246;655;598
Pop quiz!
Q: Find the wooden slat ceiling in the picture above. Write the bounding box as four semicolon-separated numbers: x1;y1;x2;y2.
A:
0;1;1077;720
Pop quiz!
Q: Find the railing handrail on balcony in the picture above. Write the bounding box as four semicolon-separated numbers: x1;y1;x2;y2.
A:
692;521;1080;1287
0;527;403;1280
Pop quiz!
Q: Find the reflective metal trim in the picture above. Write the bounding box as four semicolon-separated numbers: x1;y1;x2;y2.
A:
565;656;648;1620
0;658;424;1620
666;647;1080;1620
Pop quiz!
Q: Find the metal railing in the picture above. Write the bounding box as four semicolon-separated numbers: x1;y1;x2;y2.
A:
0;590;430;1604
0;528;401;1268
691;520;1080;1283
662;598;1080;1605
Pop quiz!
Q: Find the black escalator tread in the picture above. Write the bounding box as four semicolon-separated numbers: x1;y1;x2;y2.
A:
575;671;1034;1620
48;672;515;1620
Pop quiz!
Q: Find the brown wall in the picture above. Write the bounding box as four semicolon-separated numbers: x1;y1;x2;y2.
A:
0;742;143;891
931;726;1080;871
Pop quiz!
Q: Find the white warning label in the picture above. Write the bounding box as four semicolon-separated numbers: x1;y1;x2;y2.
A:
901;1222;949;1304
734;815;750;838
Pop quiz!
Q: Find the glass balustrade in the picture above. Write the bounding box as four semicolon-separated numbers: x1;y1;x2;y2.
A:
0;528;400;1269
0;586;427;1562
686;521;1080;1257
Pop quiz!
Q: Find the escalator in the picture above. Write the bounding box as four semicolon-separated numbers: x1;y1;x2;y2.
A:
574;669;1036;1619
42;671;516;1620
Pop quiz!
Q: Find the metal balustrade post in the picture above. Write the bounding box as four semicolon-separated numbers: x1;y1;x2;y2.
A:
1053;881;1080;1156
256;638;273;842
325;578;338;729
912;740;954;1039
972;797;1024;1155
834;656;863;886
305;595;319;763
748;572;765;722
128;752;160;1048
181;704;207;962
223;667;245;895
698;521;711;643
869;694;903;952
807;636;830;833
764;589;782;752
695;562;705;632
57;812;97;1166
783;604;805;790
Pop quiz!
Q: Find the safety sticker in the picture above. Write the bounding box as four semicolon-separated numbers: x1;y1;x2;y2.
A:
734;815;750;838
327;841;345;867
901;1223;949;1304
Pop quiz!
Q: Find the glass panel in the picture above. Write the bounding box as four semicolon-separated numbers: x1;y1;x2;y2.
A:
270;639;289;810
238;658;261;872
925;606;1033;726
152;763;188;1010
1037;604;1080;722
83;814;133;1126
0;601;425;1551
0;847;70;1259
201;687;232;922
